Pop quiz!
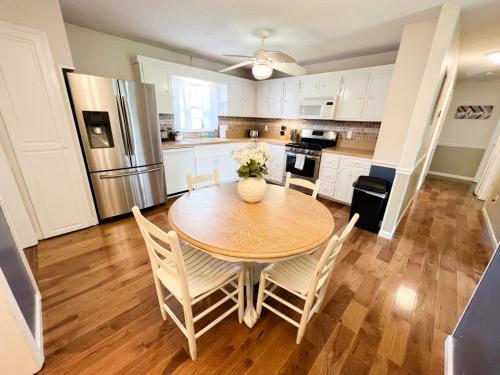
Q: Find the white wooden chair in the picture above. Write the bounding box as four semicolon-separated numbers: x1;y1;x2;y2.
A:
256;213;359;344
186;170;219;192
284;172;321;199
132;206;244;360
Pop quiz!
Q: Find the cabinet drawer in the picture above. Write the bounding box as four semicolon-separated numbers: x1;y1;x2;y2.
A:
318;167;338;183
318;181;335;197
339;157;371;169
321;154;340;169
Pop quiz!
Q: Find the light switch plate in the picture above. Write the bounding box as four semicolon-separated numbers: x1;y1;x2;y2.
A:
265;125;269;131
347;130;353;139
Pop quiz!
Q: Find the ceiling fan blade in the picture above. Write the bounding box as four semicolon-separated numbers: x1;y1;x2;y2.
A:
269;62;307;76
223;54;255;59
264;51;296;63
219;60;254;73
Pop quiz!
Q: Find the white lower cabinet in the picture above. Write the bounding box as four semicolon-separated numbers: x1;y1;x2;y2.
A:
265;144;285;184
163;148;195;195
318;154;371;205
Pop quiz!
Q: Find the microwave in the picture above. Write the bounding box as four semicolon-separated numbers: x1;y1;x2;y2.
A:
299;96;337;120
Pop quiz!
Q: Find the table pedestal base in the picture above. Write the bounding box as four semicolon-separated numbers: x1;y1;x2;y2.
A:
243;263;258;328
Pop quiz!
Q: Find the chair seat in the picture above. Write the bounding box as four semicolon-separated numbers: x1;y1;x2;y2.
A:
262;254;319;296
156;245;240;300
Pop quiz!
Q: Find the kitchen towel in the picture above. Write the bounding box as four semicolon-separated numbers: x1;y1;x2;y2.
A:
294;154;306;170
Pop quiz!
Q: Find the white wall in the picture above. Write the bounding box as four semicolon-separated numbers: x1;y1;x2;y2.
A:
0;0;73;67
439;80;500;147
378;1;461;238
303;51;398;75
65;23;250;80
372;19;437;166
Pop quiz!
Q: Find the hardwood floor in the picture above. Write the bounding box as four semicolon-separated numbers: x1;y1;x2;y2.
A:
26;176;494;374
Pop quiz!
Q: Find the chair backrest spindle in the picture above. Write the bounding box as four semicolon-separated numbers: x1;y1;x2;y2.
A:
285;172;321;199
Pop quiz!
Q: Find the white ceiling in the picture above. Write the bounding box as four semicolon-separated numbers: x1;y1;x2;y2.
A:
60;0;500;79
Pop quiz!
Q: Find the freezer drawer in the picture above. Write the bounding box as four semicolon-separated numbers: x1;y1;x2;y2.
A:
90;164;166;219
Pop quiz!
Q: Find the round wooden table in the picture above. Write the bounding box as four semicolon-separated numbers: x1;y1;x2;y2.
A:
168;183;334;327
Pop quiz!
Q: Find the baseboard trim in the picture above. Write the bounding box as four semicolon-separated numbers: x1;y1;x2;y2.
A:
427;171;475;182
482;207;499;247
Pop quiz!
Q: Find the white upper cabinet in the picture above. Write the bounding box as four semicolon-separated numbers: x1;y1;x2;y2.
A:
256;82;270;117
268;80;285;118
227;79;244;116
140;63;173;114
335;66;393;122
318;74;341;96
361;69;393;121
335;71;370;120
242;81;257;117
299;76;320;98
282;78;300;119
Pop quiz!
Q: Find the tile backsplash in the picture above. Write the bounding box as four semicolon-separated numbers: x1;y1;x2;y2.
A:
159;113;380;148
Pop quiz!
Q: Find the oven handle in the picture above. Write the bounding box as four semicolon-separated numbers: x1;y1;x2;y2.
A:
286;152;321;160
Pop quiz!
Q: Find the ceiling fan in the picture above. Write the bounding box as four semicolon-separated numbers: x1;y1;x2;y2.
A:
219;30;307;80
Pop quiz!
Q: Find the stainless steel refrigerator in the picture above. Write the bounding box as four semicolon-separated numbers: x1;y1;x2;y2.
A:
67;73;166;220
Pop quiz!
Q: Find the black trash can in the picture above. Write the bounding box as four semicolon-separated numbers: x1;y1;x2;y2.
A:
350;176;390;233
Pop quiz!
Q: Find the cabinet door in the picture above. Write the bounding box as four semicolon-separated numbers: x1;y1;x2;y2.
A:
318;74;341;96
256;82;270;117
163;149;195;195
268;80;284;118
334;167;353;203
299;77;319;98
336;72;370;120
362;69;393;121
228;79;243;116
142;64;172;114
242;81;257;117
195;155;218;187
282;79;300;119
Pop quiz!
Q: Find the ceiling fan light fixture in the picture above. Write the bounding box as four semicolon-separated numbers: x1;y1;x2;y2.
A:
486;51;500;64
252;63;273;80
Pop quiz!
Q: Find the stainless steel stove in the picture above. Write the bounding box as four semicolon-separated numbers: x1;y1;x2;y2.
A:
284;129;337;182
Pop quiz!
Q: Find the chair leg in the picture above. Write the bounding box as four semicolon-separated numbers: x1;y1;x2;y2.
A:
152;275;167;320
238;271;245;323
183;304;197;360
256;272;267;317
296;294;315;344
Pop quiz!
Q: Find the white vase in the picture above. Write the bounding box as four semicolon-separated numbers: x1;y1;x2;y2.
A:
237;177;267;203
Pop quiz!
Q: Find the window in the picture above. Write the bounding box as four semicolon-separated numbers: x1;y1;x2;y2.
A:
172;76;221;132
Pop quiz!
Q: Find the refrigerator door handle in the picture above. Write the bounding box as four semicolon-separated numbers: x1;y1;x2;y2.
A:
120;95;135;156
115;95;131;156
99;167;162;179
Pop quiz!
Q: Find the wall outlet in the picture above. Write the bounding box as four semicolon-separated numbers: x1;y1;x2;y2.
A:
347;130;353;139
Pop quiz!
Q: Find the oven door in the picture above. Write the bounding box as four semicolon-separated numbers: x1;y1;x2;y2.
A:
285;152;320;182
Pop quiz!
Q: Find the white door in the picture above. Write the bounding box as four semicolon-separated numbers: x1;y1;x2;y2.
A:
299;77;319;98
256;83;270;117
268;80;284;118
334;167;353;203
142;63;172;114
228;79;243;116
318;74;341;96
242;81;256;117
336;72;370;120
282;79;300;119
195;155;219;187
163;148;195;195
362;70;393;121
0;23;95;238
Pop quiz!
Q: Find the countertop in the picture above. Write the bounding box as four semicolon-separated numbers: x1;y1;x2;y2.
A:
162;138;373;159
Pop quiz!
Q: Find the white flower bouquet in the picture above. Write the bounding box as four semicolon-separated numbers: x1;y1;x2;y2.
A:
233;142;272;178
